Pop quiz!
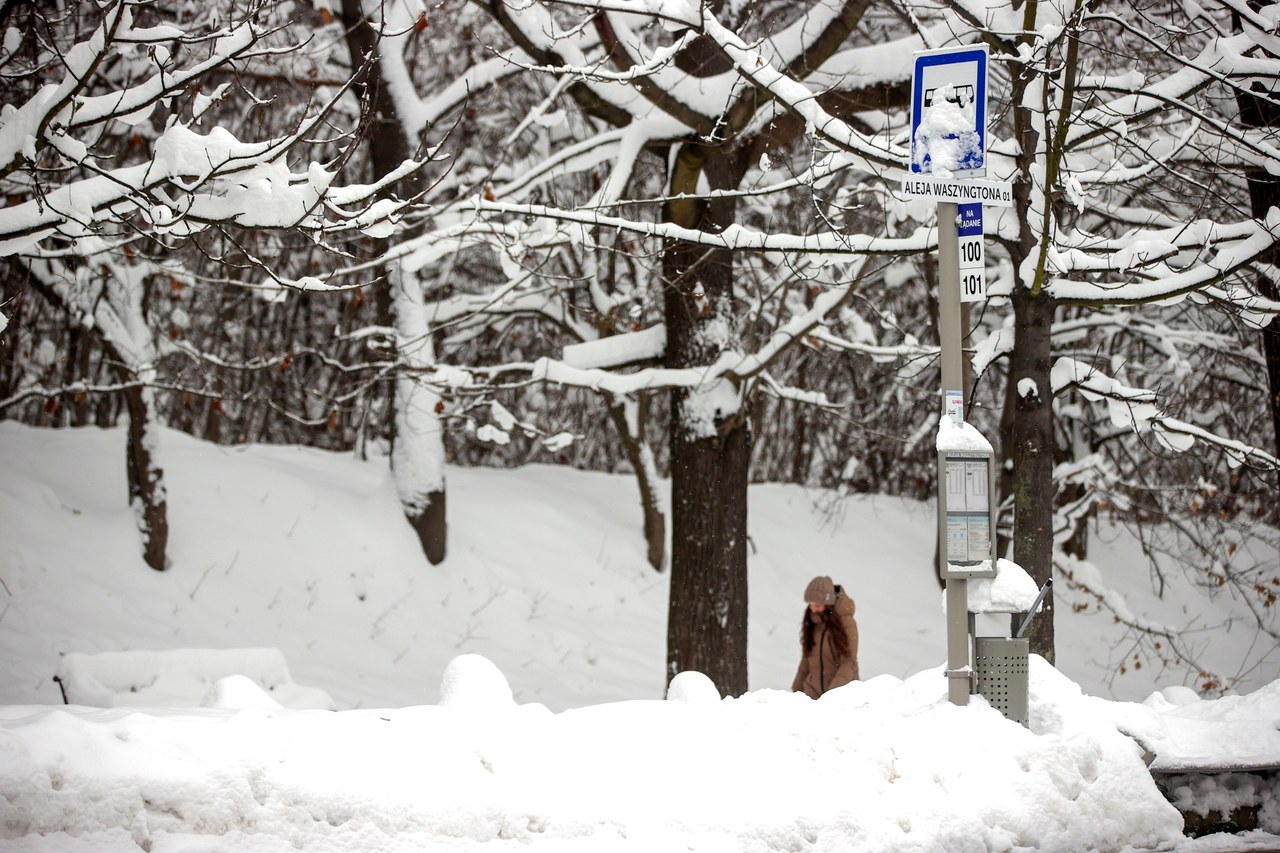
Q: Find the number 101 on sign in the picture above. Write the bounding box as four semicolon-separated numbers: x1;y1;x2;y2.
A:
955;203;985;303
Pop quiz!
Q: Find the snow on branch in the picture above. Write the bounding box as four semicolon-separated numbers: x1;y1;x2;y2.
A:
479;127;639;206
561;325;667;369
510;28;700;87
719;262;867;380
1048;212;1280;305
471;200;935;257
0;1;447;293
487;0;640;119
425;273;599;347
1;121;332;257
502;279;867;397
413;269;871;400
532;358;707;395
1051;357;1280;471
518;0;911;168
696;10;905;170
1065;20;1280;177
809;327;936;363
0;5;262;178
1055;553;1193;652
759;372;837;407
12;155;426;284
372;0;531;144
1062;29;1244;151
1198;282;1280;330
1145;417;1280;471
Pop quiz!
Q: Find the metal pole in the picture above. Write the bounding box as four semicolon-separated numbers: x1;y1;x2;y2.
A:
937;201;971;706
1015;579;1054;639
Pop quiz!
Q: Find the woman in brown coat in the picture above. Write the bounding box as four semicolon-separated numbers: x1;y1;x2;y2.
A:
791;575;860;699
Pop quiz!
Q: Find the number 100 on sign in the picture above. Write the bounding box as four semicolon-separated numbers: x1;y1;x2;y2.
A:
956;203;985;303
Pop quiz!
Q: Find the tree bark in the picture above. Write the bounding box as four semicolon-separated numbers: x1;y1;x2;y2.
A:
665;407;750;694
606;394;666;571
341;0;447;563
1232;9;1280;484
1006;286;1056;660
25;260;170;571
121;380;168;571
998;19;1061;659
663;146;751;697
478;0;890;689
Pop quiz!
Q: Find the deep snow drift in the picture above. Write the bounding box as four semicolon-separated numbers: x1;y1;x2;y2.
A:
1;423;1278;851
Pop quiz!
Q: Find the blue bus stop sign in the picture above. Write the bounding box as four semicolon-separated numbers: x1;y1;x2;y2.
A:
910;46;989;178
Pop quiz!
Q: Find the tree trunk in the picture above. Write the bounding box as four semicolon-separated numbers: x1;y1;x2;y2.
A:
27;260;171;572
662;146;750;697
64;321;92;427
1006;286;1056;660
391;267;447;564
606;394;666;571
121;381;169;571
1232;15;1280;483
406;487;447;564
342;0;447;563
666;409;750;694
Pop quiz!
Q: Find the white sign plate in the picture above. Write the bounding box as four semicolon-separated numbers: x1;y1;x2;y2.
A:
900;175;1013;206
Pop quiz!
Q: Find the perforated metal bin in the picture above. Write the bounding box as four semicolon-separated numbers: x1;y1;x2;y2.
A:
975;636;1029;726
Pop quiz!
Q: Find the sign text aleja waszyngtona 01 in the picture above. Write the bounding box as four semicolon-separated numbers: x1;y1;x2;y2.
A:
901;175;1014;207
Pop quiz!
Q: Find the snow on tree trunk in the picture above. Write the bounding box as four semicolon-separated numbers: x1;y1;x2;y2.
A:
340;0;447;564
108;267;169;571
26;259;171;572
389;266;447;565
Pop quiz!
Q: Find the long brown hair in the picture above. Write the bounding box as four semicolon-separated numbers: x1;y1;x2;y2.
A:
800;598;850;658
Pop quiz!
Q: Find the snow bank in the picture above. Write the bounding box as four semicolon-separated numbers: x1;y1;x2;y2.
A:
54;648;335;711
0;654;1184;853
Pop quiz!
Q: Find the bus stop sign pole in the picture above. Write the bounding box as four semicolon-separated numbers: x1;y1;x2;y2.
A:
902;45;1012;706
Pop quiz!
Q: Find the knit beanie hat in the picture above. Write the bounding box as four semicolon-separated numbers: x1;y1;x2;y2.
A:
804;575;836;606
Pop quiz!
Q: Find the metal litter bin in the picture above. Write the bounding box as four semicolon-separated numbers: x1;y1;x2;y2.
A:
975;636;1029;726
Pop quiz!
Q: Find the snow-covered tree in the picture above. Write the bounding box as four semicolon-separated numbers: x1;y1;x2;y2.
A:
356;0;946;695
402;0;1280;689
3;0;1277;697
943;0;1280;668
338;0;450;563
0;0;431;569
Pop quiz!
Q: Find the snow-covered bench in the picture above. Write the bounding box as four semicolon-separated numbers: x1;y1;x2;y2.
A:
53;647;335;710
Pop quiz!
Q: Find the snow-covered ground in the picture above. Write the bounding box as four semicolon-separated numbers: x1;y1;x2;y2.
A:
1;422;1278;852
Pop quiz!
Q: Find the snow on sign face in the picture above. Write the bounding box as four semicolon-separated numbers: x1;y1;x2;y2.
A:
910;46;989;178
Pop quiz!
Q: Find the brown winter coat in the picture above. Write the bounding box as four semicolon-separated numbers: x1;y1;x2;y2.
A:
791;588;859;699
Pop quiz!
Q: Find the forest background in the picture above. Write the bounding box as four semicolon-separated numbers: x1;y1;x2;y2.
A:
1;0;1279;699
